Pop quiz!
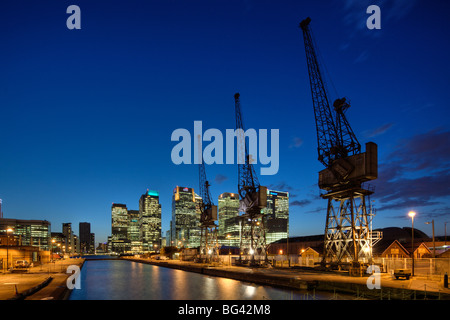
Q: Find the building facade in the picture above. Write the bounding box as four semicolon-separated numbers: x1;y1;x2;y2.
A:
216;189;289;247
0;218;51;251
127;209;142;252
62;222;75;254
139;190;162;251
171;186;202;248
264;189;289;245
79;222;93;254
90;233;95;253
218;192;240;247
111;203;129;253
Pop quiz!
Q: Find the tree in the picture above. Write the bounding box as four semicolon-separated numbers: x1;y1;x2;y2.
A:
160;246;179;258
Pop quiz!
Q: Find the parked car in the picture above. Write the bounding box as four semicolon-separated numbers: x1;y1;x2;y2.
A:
14;260;31;268
394;269;412;280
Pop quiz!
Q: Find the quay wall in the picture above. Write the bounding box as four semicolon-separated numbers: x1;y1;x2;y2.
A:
124;258;450;300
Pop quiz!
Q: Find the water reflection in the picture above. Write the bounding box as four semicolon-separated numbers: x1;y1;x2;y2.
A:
69;260;327;300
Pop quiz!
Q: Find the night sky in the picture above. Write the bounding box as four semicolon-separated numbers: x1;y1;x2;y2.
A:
1;0;449;244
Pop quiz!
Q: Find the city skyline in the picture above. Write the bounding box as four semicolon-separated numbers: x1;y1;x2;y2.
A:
1;1;449;244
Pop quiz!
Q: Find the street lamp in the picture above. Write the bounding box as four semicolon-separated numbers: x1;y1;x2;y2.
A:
425;220;435;258
445;222;448;247
6;228;13;271
51;239;56;262
408;211;416;277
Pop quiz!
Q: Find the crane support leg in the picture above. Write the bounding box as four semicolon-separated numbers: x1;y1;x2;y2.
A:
321;187;373;270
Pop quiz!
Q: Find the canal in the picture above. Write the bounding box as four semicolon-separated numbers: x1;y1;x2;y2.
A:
68;259;339;300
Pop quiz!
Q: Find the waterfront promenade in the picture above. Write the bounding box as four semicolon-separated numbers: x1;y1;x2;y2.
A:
0;258;84;300
124;257;450;300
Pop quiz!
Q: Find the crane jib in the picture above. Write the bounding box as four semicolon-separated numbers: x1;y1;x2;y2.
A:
300;17;361;170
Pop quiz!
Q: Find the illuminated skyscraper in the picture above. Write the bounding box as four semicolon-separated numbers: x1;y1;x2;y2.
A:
264;189;289;244
139;190;162;251
111;203;129;253
127;209;142;252
218;192;240;247
171;186;202;248
127;210;140;241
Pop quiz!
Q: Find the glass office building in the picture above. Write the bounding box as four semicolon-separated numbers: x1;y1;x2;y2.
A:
111;203;129;253
264;189;289;244
139;190;162;251
127;209;142;252
171;186;202;248
218;192;241;247
0;218;51;250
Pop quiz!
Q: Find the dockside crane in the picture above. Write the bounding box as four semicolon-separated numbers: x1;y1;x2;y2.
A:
197;135;218;263
234;93;267;266
299;17;381;271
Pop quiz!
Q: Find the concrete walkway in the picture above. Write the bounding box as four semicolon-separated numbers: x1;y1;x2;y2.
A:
0;258;84;300
0;273;50;299
250;265;450;294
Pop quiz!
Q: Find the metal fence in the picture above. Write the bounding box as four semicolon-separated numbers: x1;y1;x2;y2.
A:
374;257;450;278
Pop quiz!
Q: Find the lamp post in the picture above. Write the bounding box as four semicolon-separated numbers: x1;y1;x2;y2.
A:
51;239;56;262
445;222;448;247
408;211;416;277
6;228;13;271
425;220;435;258
226;234;231;266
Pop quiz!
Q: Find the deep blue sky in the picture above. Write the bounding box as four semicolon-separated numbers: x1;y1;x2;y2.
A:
1;0;449;244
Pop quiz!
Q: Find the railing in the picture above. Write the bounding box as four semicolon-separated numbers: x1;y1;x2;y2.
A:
370;231;383;246
374;257;450;276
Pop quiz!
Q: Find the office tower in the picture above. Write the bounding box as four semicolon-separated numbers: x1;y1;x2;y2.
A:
127;210;140;241
218;192;240;247
0;199;3;218
0;218;51;250
111;203;129;253
264;189;289;244
79;222;92;254
171;186;202;248
127;209;142;252
139;190;162;251
63;222;75;253
90;233;95;253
